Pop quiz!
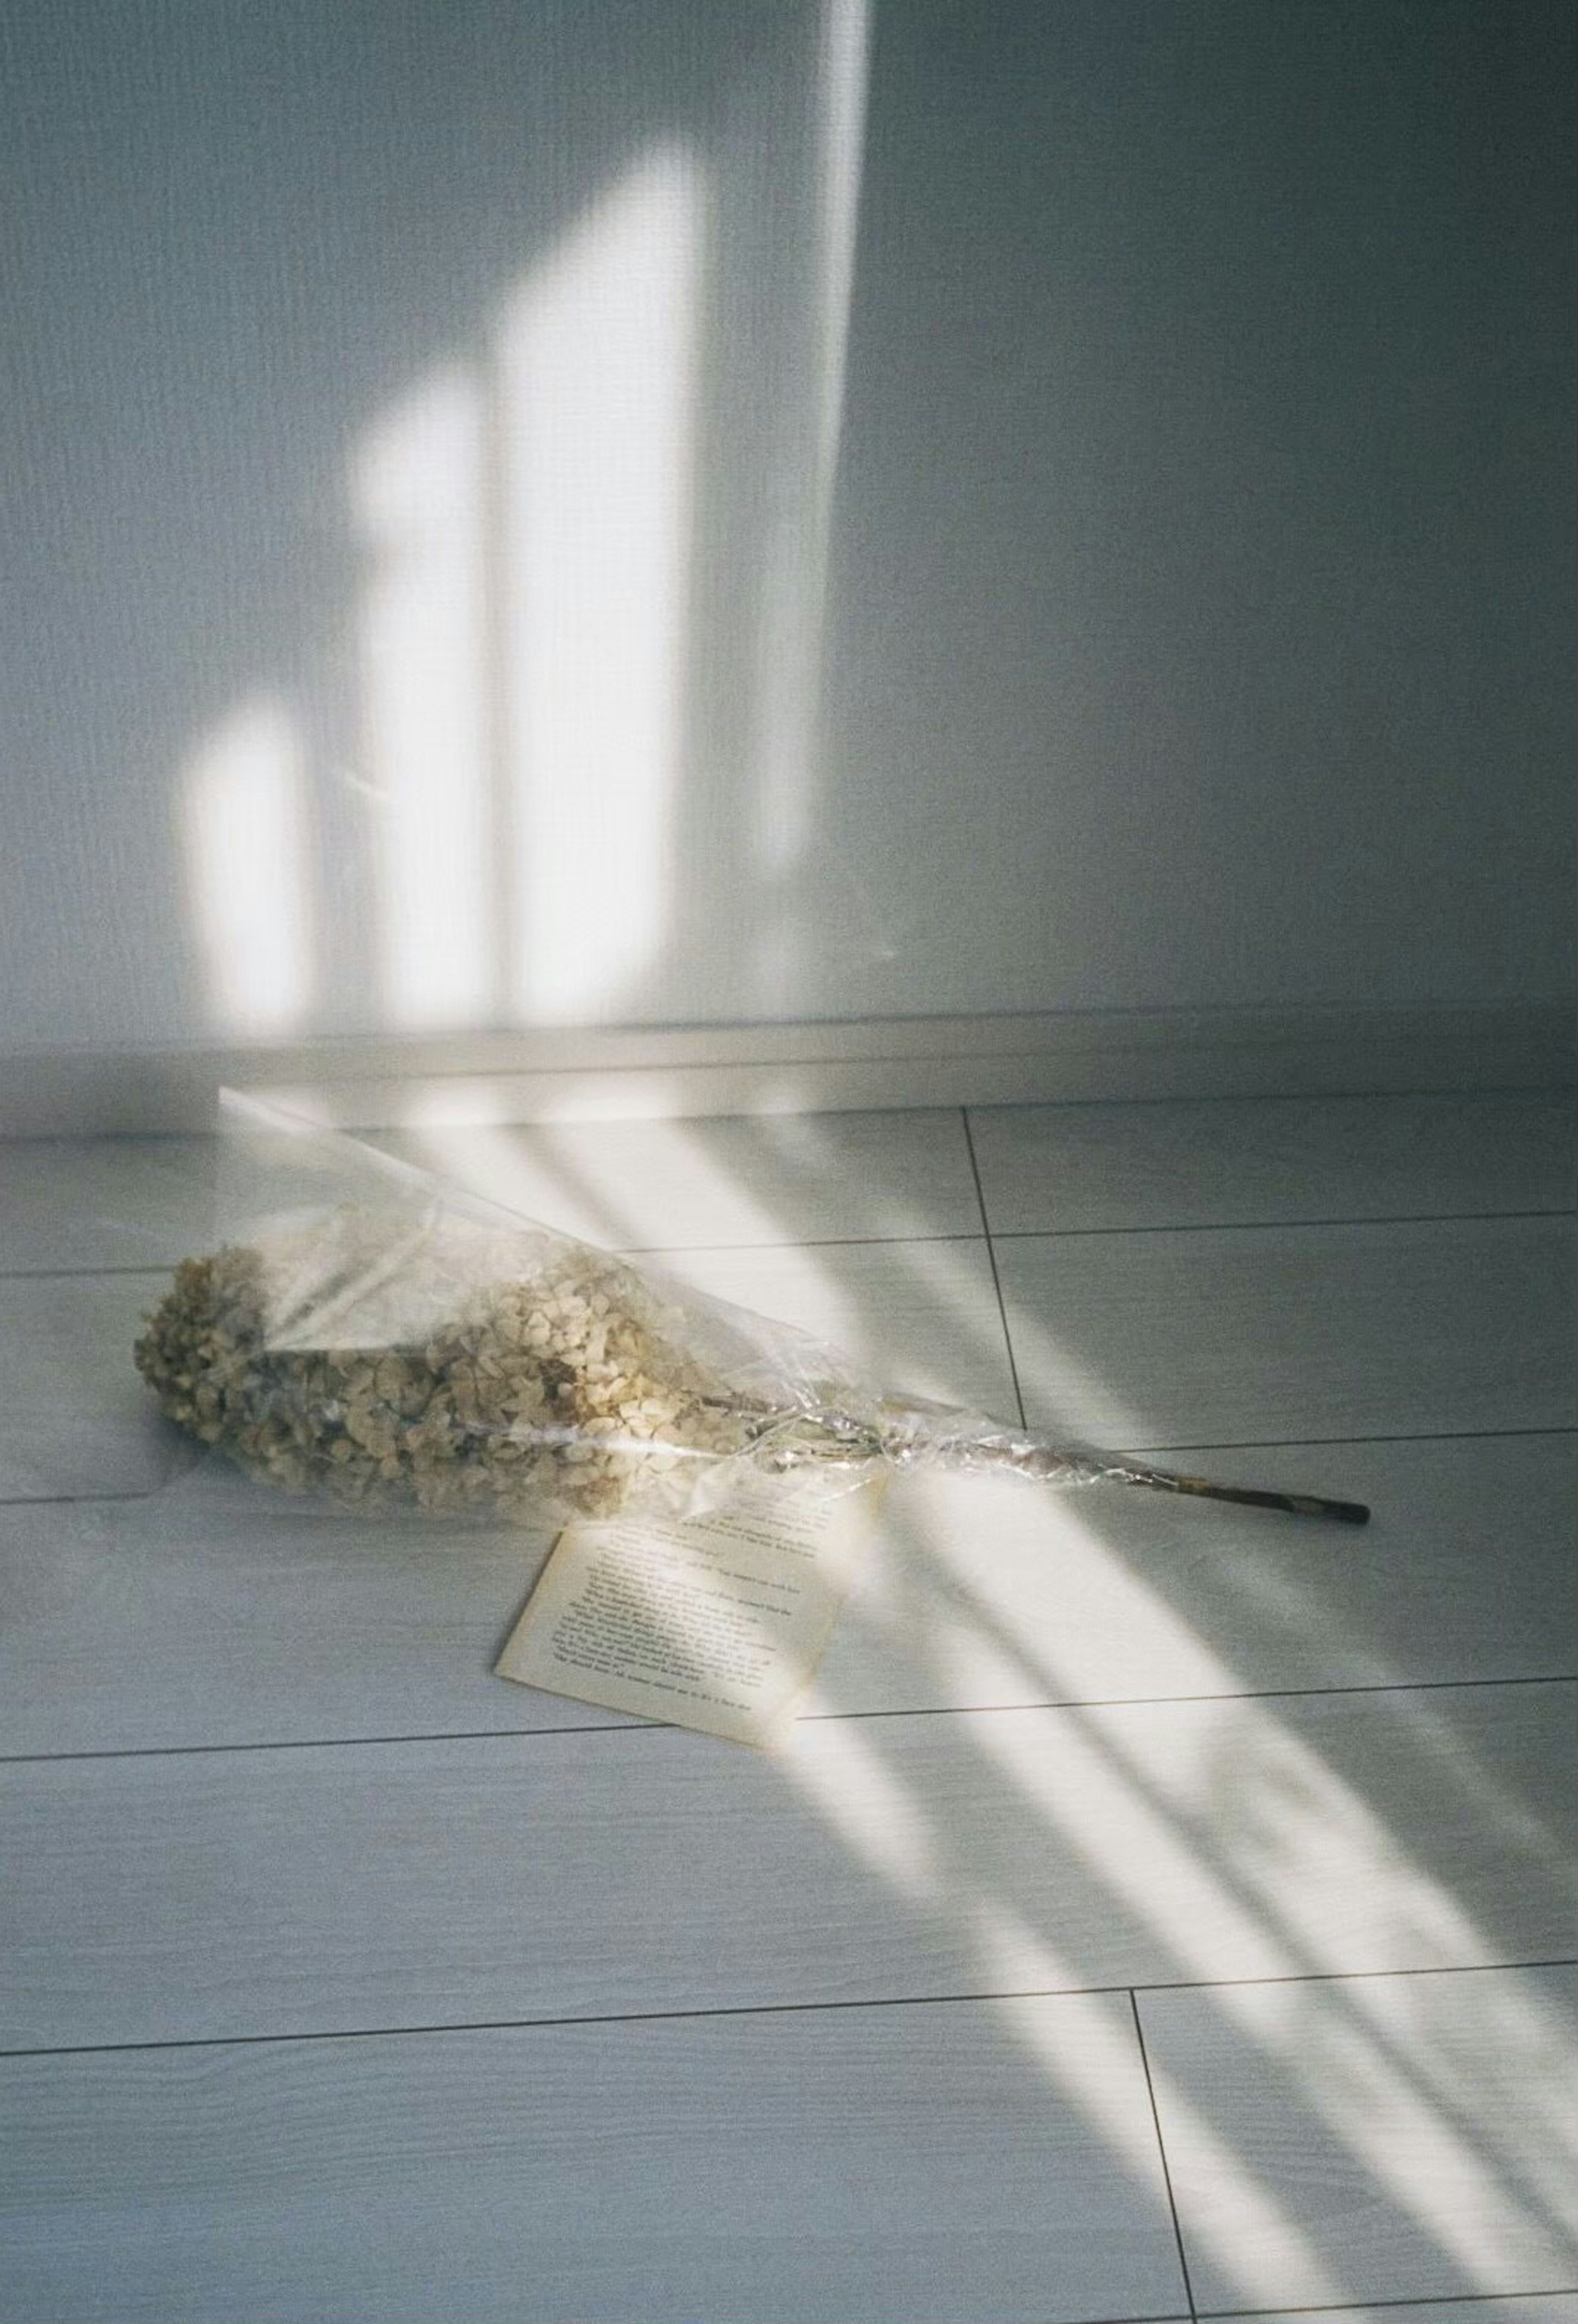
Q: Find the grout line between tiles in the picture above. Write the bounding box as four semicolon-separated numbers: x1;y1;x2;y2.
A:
1131;1988;1198;2321
1132;1955;1577;1998
973;2314;1189;2324
961;1081;1576;1116
0;1210;1570;1280
0;1239;980;1280
5;1958;1572;2064
2;1674;1571;1768
1197;2294;1578;2319
1107;1426;1576;1455
0;1262;185;1280
988;1208;1575;1241
810;1673;1578;1719
0;1720;644;1764
0;1488;175;1510
961;1108;1029;1427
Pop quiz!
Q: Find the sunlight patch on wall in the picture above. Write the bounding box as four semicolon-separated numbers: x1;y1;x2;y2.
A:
353;369;494;1030
752;0;872;1006
498;145;706;1022
182;698;312;1036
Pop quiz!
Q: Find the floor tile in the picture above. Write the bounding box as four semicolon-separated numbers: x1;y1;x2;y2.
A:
0;1994;1185;2324
0;1136;217;1272
968;1091;1576;1236
994;1216;1575;1449
824;1430;1576;1717
5;1685;1568;2051
369;1109;984;1251
0;1273;193;1500
0;1467;618;1755
1138;1965;1578;2311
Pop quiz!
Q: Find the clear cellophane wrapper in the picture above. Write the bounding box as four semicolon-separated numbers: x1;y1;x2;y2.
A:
132;1093;1149;1530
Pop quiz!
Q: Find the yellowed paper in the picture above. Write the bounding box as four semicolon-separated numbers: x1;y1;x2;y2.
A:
495;1470;887;1747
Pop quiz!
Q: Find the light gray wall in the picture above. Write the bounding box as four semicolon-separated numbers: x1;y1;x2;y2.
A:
1;0;1571;1054
815;0;1576;1019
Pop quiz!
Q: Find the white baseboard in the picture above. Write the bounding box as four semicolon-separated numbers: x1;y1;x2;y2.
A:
0;1003;1569;1136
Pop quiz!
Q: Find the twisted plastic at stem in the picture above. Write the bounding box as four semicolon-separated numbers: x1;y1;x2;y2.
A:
740;1399;1370;1524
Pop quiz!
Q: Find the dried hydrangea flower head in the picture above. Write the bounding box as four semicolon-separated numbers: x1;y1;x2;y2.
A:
134;1205;751;1522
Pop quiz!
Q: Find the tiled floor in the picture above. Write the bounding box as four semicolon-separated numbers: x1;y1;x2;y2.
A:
0;1092;1573;2323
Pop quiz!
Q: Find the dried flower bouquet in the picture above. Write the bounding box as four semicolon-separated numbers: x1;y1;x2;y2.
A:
136;1191;1368;1531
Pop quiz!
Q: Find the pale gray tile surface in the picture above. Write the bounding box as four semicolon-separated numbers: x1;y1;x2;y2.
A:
0;1127;382;1271
0;1134;218;1270
0;1995;1186;2324
825;1430;1576;1717
0;1272;193;1499
1139;1965;1578;2311
5;1685;1568;2051
369;1109;985;1250
968;1090;1577;1235
2;1434;1569;1756
996;1215;1575;1448
0;1109;983;1275
0;1468;610;1755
